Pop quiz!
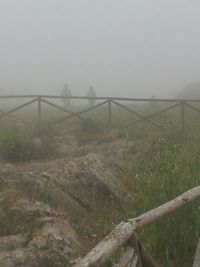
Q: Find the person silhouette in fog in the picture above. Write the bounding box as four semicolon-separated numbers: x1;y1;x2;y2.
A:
87;86;96;107
61;84;71;108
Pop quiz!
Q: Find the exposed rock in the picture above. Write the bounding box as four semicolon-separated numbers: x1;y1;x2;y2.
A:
0;153;132;216
0;200;79;267
0;134;139;266
0;234;28;251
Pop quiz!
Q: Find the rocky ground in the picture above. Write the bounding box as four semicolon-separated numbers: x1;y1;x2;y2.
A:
0;131;164;266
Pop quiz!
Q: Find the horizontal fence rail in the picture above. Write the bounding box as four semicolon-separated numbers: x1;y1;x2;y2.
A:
1;94;200;102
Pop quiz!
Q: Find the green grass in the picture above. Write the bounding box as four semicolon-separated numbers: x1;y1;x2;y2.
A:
122;130;200;267
0;102;200;266
75;129;200;266
77;131;200;267
70;104;200;266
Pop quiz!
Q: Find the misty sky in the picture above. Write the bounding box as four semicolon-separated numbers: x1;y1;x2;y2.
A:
0;0;200;97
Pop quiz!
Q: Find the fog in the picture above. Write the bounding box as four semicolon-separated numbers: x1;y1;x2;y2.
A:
0;0;200;98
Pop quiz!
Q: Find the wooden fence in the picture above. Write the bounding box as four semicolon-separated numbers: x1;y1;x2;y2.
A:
73;186;200;267
1;95;200;131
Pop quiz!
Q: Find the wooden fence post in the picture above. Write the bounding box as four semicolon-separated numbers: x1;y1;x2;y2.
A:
181;101;185;132
38;96;42;131
108;100;112;127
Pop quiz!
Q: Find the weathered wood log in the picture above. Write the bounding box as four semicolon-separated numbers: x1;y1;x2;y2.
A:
128;235;142;267
74;186;200;267
193;239;200;267
125;235;161;267
113;235;160;267
138;242;161;267
113;235;141;267
113;246;138;267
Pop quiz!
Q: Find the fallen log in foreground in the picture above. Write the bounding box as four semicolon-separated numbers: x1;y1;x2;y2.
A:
193;239;200;267
74;186;200;267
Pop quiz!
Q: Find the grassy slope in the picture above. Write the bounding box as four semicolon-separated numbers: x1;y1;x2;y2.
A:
0;102;200;266
73;103;200;266
123;130;200;267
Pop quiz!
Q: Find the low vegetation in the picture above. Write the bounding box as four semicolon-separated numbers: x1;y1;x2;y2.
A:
0;188;41;236
75;129;200;267
123;130;200;267
0;123;55;161
0;103;199;266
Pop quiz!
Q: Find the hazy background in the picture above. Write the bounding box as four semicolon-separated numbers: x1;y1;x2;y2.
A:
0;0;200;98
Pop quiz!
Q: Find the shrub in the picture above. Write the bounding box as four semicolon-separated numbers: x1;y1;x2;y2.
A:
0;124;55;162
79;118;103;135
0;126;33;161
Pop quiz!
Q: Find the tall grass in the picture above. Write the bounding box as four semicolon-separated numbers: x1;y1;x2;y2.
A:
72;104;200;266
123;129;200;267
